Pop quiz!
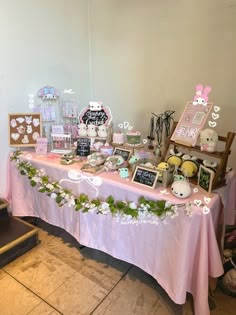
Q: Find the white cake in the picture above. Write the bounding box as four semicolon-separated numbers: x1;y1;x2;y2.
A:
113;132;125;144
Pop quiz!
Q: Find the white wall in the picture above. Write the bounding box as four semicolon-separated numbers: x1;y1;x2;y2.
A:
0;0;90;197
89;0;236;164
1;0;236;197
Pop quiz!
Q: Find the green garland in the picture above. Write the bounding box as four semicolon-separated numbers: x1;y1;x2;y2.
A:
11;151;178;223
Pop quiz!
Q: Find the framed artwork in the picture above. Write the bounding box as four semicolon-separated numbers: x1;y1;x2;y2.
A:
9;113;42;147
197;165;215;194
171;101;214;147
131;166;159;189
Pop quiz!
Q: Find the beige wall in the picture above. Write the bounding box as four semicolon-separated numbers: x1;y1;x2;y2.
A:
89;0;236;167
0;0;90;196
0;0;235;196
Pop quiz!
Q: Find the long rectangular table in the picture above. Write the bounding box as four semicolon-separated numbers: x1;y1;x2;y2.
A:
6;151;236;315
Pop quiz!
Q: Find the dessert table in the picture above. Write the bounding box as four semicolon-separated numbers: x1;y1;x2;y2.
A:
6;151;236;315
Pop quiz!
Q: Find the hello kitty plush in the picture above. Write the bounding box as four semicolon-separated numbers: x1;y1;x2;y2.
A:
97;125;107;138
193;84;212;106
87;124;97;137
78;123;87;136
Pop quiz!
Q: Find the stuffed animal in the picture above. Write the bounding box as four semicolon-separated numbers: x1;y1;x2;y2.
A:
180;156;199;178
171;178;191;199
87;124;97;137
193;84;212;106
118;167;129;179
157;162;169;171
78;123;87;136
97;125;108;138
166;149;183;168
200;128;218;153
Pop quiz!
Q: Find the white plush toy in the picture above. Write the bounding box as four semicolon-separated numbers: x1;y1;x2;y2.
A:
171;178;191;199
87;124;97;137
78;123;87;136
200;128;218;153
97;125;108;138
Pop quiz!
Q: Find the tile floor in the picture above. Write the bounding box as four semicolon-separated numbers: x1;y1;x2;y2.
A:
0;219;235;315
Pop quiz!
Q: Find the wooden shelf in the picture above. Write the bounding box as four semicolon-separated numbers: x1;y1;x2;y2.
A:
161;122;235;188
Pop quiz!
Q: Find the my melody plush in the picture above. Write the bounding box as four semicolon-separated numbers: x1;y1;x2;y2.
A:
87;124;97;137
199;128;218;153
192;84;212;106
97;125;108;138
78;123;87;136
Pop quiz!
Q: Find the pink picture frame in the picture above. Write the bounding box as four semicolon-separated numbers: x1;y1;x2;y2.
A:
171;101;214;147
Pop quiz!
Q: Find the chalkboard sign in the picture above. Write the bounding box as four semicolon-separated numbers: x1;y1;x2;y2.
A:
113;147;132;161
77;138;91;156
197;165;215;194
131;166;159;189
79;104;112;126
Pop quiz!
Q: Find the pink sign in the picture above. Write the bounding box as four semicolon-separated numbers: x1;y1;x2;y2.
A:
36;137;48;155
171;101;213;147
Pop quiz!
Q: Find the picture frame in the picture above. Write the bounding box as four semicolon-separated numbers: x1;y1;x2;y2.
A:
9;113;42;147
131;165;159;189
113;147;132;161
35;137;48;155
197;164;215;194
171;101;214;147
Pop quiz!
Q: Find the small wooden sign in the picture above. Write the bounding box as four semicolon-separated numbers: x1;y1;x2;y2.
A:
198;165;215;194
132;166;159;189
77;137;91;156
113;147;132;161
9;113;42;147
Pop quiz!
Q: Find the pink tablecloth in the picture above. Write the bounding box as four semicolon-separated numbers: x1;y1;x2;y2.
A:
6;152;236;315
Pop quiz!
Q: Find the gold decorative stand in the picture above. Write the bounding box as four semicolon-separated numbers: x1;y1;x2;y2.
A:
0;199;39;268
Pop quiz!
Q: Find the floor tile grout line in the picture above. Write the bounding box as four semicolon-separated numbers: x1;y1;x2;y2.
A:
3;269;64;315
90;264;134;314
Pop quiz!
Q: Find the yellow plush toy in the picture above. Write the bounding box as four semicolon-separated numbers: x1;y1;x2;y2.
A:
166;149;183;168
180;156;199;178
157;162;169;171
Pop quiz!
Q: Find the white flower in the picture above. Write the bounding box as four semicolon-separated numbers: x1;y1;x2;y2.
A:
67;198;75;207
101;202;109;210
50;193;57;199
165;201;172;208
32;176;41;183
129;202;137;209
46;183;54;190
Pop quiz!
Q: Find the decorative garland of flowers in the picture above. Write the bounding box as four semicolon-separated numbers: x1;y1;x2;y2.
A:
11;151;180;225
